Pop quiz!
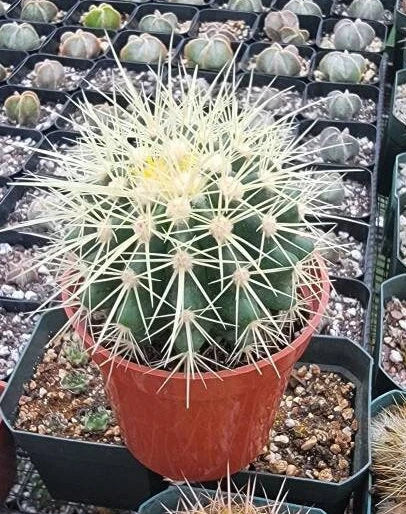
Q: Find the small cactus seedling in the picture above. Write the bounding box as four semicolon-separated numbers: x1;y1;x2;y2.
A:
347;0;385;20
264;10;309;45
6;258;39;286
318;50;366;83
184;36;234;70
319;126;360;164
333;18;375;52
120;33;168;63
0;64;6;81
138;10;178;34
26;195;57;231
82;407;111;432
227;0;264;12
60;370;89;394
0;22;41;51
81;3;122;31
59;29;102;59
34;59;65;89
284;0;323;16
21;0;58;23
4;90;41;126
63;340;89;367
326;89;362;120
256;43;302;76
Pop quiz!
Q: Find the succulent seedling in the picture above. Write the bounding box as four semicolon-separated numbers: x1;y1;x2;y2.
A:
34;59;65;89
60;370;89;394
227;0;264;11
4;90;41;126
184;36;234;70
82;407;111;432
264;10;309;45
0;22;41;51
120;33;168;63
319;126;360;164
256;43;302;76
347;0;385;20
284;0;322;16
63;340;89;367
333;18;375;52
327;89;362;120
21;0;58;23
318;50;366;83
59;29;102;59
138;10;178;34
81;3;122;30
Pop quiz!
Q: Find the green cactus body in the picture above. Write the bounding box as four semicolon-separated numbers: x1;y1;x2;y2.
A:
34;59;65;89
138;10;178;34
81;3;122;30
347;0;384;20
4;90;41;126
327;89;362;120
318;51;366;83
264;10;309;45
184;36;234;70
60;370;89;394
227;0;264;12
284;0;323;16
21;0;58;23
82;408;111;433
64;341;89;367
0;22;41;51
319;126;360;164
256;43;302;76
120;33;168;63
60;29;101;59
333;18;375;51
0;64;6;81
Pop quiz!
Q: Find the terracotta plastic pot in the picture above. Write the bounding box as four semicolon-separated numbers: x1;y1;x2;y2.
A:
64;256;329;481
0;381;16;502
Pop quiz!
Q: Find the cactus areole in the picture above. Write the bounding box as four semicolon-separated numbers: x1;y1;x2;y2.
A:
22;62;331;481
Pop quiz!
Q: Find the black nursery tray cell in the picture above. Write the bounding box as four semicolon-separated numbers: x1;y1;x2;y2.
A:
0;49;27;85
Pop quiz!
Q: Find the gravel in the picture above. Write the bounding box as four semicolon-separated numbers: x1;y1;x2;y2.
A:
0;243;56;302
0;98;64;131
332;2;393;23
381;297;406;389
325;178;371;218
17;65;89;92
319;33;384;53
321;230;365;279
313;58;378;84
0;134;37;178
303;96;376;124
236;85;302;118
198;19;251;41
85;66;158;96
253;364;358;482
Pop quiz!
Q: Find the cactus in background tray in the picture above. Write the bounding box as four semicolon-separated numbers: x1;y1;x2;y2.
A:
81;3;122;30
4;90;41;126
59;29;102;59
256;43;302;76
347;0;385;20
319;126;360;164
326;89;362;120
333;18;375;52
284;0;323;16
33;59;65;89
264;10;309;45
138;10;178;34
184;36;234;70
82;408;111;432
0;64;6;81
227;0;264;12
120;33;168;63
0;22;41;51
21;0;58;23
318;50;366;83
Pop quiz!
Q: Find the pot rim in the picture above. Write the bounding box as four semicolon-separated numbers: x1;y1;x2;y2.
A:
63;253;329;382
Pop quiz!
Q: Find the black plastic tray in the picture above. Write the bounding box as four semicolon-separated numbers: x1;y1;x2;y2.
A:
65;0;138;31
131;3;200;38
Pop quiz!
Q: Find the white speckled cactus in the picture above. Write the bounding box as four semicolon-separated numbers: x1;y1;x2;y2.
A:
284;0;323;16
0;22;41;51
264;10;309;45
4;90;41;126
120;33;168;63
319;126;360;163
34;59;65;89
333;18;375;51
318;51;366;83
138;10;178;34
184;36;234;70
256;43;302;76
327;89;362;120
227;0;264;11
21;0;58;23
60;29;102;59
347;0;385;20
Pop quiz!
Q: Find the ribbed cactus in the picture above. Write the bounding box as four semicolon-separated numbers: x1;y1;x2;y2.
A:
120;33;168;63
318;51;366;83
347;0;384;20
82;408;111;432
0;64;6;81
327;89;362;120
21;0;58;23
63;341;89;366
138;10;178;34
4;90;41;126
184;36;234;70
59;29;102;59
284;0;323;16
34;59;65;89
81;3;122;30
317;174;345;205
227;0;264;12
256;43;302;76
60;370;89;394
333;19;375;51
0;22;41;51
264;10;309;45
319;126;360;163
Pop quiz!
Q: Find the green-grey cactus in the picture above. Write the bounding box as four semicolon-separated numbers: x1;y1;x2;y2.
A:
327;89;362;120
317;174;346;205
284;0;323;16
120;33;168;63
81;3;122;30
82;407;111;432
0;22;41;51
264;10;309;45
21;0;58;23
319;126;360;164
333;18;375;51
0;64;6;81
59;29;102;59
184;36;234;70
318;51;366;83
63;341;89;367
138;10;178;34
227;0;264;12
4;91;41;126
34;59;65;89
256;43;302;76
347;0;384;20
60;370;89;394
